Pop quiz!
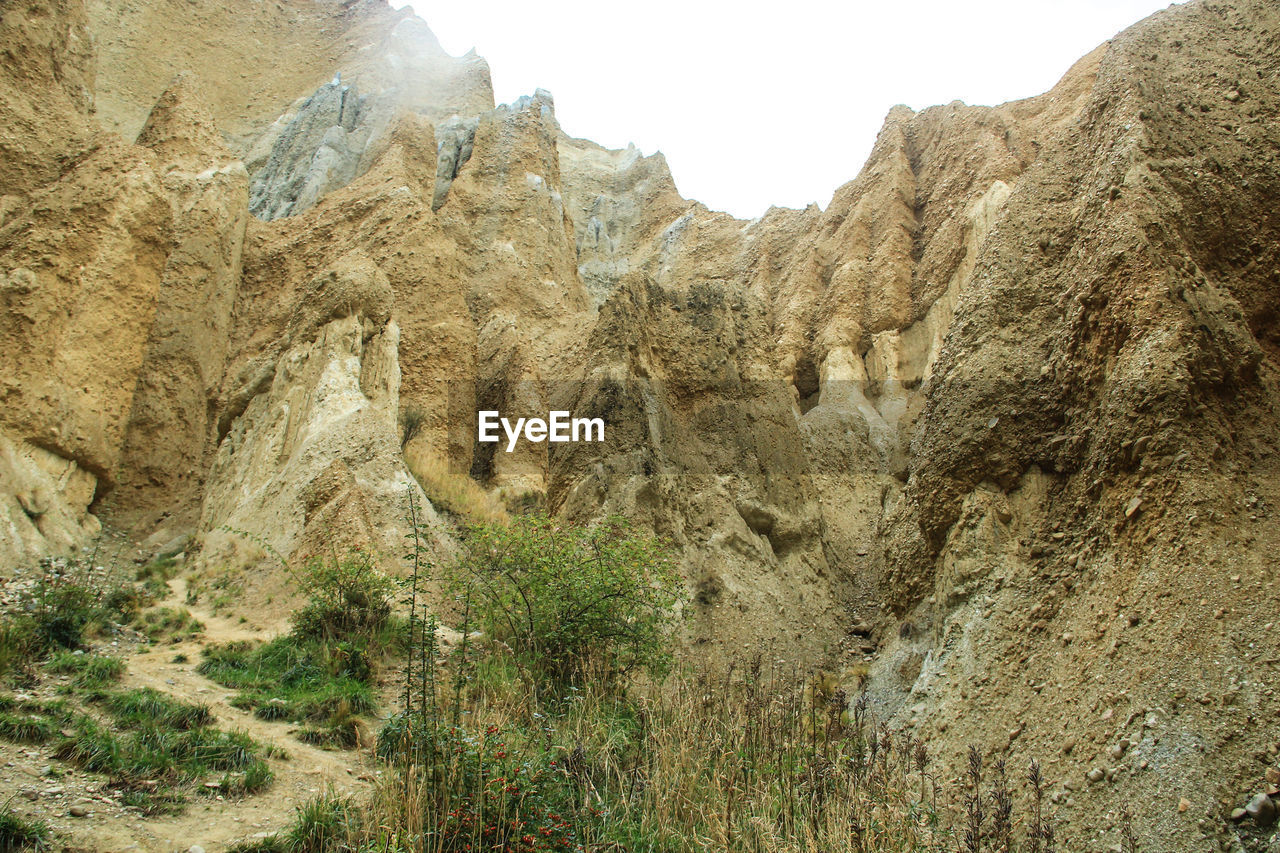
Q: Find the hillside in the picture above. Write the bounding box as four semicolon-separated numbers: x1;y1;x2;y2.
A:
1;0;1278;849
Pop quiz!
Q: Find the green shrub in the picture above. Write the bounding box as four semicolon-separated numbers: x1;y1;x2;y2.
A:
18;560;138;651
28;580;97;650
1;558;145;674
447;516;684;683
290;551;394;644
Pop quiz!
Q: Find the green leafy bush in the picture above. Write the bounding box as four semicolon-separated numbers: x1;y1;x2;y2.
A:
290;550;394;644
447;516;684;682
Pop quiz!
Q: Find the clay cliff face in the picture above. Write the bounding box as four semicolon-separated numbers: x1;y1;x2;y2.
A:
2;0;1279;848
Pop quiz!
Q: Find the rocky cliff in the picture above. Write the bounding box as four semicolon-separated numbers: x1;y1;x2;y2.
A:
2;0;1278;848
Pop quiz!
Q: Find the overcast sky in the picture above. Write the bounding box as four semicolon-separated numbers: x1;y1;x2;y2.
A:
398;1;1180;218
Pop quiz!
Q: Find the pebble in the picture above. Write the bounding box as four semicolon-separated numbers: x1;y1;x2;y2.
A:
69;804;89;817
189;846;206;853
1231;807;1248;822
1266;767;1280;786
1245;792;1276;826
1087;767;1106;784
1179;797;1191;813
1110;740;1129;760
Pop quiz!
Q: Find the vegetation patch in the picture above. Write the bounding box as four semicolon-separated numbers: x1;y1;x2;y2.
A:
198;638;375;731
0;806;50;852
404;449;507;526
132;606;204;643
0;711;57;744
0;558;146;685
445;515;685;685
229;792;362;853
233;515;1095;853
185;568;245;614
45;652;126;688
94;687;214;731
0;686;271;813
134;555;181;602
199;550;396;749
53;715;272;810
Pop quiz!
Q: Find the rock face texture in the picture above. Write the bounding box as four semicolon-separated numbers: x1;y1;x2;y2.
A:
2;0;1279;848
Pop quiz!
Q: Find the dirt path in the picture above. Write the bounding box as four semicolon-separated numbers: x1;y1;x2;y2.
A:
0;579;381;852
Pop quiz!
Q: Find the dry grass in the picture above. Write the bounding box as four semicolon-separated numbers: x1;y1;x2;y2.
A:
253;650;1063;853
403;450;507;527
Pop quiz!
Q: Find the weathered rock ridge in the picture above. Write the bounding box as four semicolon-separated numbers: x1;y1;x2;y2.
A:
2;0;1279;848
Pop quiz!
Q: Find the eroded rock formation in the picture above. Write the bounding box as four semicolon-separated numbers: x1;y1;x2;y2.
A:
2;0;1278;848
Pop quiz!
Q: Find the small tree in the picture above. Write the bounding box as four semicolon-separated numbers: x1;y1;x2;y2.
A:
447;516;684;684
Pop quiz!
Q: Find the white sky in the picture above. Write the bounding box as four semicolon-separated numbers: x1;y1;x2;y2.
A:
398;1;1180;218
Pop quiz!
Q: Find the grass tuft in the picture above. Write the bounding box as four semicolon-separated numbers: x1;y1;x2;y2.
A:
0;713;56;744
133;607;204;643
96;687;214;731
198;639;374;730
45;652;125;688
0;806;49;851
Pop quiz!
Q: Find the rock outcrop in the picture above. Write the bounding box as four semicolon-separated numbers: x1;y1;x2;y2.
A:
2;0;1279;848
